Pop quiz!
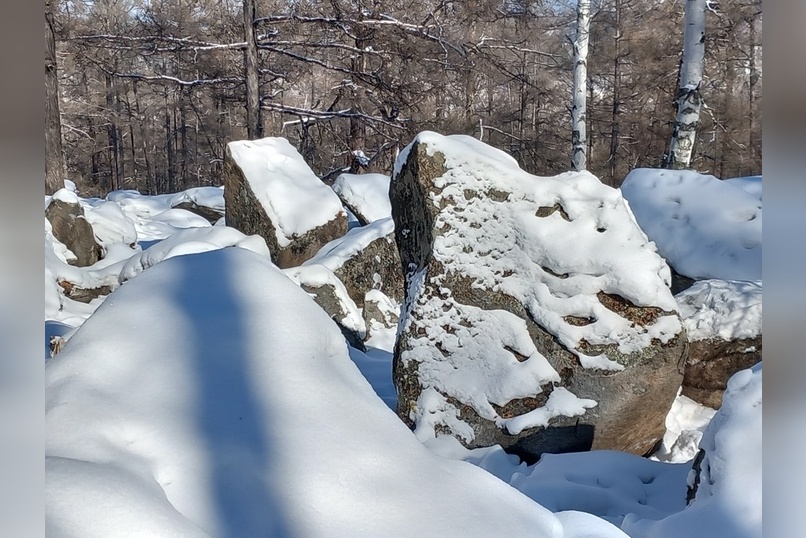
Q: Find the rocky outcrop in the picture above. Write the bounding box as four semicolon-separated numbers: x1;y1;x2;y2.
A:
304;217;403;308
46;191;103;267
675;279;762;409
390;132;686;461
224;137;347;268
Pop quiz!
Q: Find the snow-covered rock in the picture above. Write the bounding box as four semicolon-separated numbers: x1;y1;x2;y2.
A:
390;132;685;460
46;247;610;537
332;172;392;224
45;189;102;267
224;137;347;268
304;217;403;306
675;279;762;408
620;169;762;281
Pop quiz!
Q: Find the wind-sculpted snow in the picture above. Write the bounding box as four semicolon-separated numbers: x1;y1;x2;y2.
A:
621;169;762;281
332;172;392;224
46;247;615;537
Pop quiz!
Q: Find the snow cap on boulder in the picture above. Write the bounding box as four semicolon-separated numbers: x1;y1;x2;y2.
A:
620;168;762;281
390;132;685;459
224;137;347;268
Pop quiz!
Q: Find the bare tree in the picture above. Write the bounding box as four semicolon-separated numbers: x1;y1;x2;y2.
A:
244;0;262;139
46;0;66;195
663;0;707;169
571;0;591;171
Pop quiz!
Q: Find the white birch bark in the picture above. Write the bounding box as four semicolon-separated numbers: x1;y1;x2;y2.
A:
571;0;591;171
664;0;706;169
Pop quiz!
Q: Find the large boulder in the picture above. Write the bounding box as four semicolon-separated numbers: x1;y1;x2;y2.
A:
224;137;347;268
675;279;762;409
304;217;404;307
46;189;103;267
390;132;686;461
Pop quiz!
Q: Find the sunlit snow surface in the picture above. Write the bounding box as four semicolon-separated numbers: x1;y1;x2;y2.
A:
621;169;762;281
45;153;760;537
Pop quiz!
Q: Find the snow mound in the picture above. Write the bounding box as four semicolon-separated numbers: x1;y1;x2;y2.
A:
620;169;762;281
332;172;392;223
622;364;762;537
46;247;596;537
227;137;345;247
120;226;271;283
675;279;762;341
169;186;226;212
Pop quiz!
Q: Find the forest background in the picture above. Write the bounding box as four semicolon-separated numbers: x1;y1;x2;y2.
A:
45;0;762;196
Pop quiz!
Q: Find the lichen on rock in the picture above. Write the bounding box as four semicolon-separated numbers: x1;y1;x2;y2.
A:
390;132;686;460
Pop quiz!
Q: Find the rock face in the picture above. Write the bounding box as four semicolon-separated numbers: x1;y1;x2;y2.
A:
363;289;400;338
46;191;103;267
675;279;762;409
304;217;404;308
390;132;686;461
224;137;347;268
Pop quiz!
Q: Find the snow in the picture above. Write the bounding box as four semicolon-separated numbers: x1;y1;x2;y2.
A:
653;392;717;464
331;172;392;223
46;247;582;537
303;216;394;271
620;169;762;281
227;137;346;247
45;188;271;347
675;279;762;341
44;145;761;536
622;364;762;538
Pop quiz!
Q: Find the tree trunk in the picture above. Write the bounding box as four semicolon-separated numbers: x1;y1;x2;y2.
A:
608;0;622;186
663;0;706;170
748;10;761;167
45;0;66;195
571;0;591;171
243;0;262;139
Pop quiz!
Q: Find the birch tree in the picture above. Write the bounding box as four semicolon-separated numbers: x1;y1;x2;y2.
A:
571;0;591;171
663;0;706;169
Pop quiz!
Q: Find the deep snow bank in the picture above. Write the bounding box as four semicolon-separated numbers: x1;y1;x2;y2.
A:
46;247;627;537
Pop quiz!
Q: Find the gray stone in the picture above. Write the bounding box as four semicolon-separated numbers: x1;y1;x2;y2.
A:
46;198;103;267
334;232;403;308
172;201;224;224
300;281;366;351
390;134;686;461
223;142;347;269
